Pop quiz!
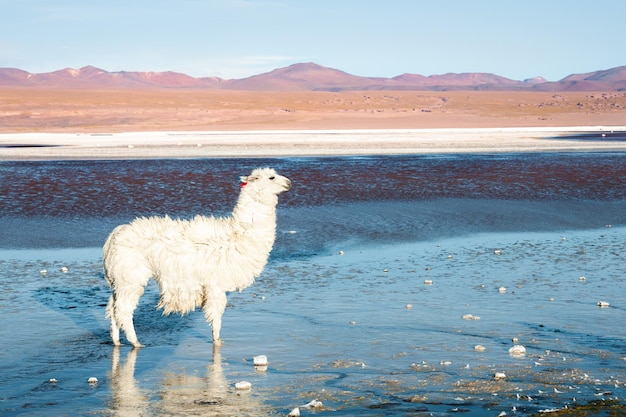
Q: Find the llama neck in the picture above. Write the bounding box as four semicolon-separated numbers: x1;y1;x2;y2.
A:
231;193;278;232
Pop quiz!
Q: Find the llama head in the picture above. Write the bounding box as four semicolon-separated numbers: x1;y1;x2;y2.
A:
239;167;291;201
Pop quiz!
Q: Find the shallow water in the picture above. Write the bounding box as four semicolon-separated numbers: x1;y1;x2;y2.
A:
1;153;625;416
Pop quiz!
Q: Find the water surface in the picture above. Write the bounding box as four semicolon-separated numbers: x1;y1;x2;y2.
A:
1;153;625;416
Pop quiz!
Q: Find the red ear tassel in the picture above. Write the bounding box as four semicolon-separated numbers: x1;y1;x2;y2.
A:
240;181;248;188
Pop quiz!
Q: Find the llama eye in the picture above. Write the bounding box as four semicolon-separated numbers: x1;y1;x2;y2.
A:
269;176;275;180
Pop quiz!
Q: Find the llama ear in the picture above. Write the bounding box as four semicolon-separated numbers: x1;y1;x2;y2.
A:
239;175;259;182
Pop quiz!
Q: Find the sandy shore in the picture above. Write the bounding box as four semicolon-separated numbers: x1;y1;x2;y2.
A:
2;89;625;159
1;126;626;160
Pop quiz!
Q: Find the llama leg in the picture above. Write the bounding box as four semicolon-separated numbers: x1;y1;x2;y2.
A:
203;291;227;346
106;294;122;346
112;287;145;348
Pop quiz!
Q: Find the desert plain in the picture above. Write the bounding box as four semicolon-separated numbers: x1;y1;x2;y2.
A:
1;88;625;158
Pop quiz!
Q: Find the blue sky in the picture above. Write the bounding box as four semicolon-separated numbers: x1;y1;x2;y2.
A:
2;0;624;81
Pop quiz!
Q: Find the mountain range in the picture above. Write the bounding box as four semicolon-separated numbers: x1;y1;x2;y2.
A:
1;62;625;92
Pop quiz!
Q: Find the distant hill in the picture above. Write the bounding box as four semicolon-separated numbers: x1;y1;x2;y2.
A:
1;62;625;91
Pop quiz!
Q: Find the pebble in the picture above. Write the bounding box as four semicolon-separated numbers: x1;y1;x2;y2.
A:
494;249;501;255
49;378;57;383
301;400;323;409
494;372;506;380
88;377;98;384
462;314;480;320
287;407;300;416
474;344;486;352
60;267;69;273
423;279;433;285
498;287;507;293
597;301;610;307
253;355;268;367
405;303;413;309
235;381;252;390
40;269;47;275
509;345;527;355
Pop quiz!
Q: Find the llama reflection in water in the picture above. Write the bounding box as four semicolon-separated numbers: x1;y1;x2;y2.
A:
109;348;147;416
108;347;271;416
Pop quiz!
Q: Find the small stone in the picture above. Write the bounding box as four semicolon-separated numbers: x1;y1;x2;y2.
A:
509;345;527;355
235;381;252;390
423;279;433;285
301;400;323;409
253;355;268;367
88;377;98;384
288;407;300;417
494;371;506;380
498;287;507;293
49;378;58;383
597;301;610;307
405;304;413;309
474;344;486;352
60;267;68;273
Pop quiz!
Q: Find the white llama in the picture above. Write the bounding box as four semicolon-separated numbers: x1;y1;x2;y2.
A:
103;167;291;347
